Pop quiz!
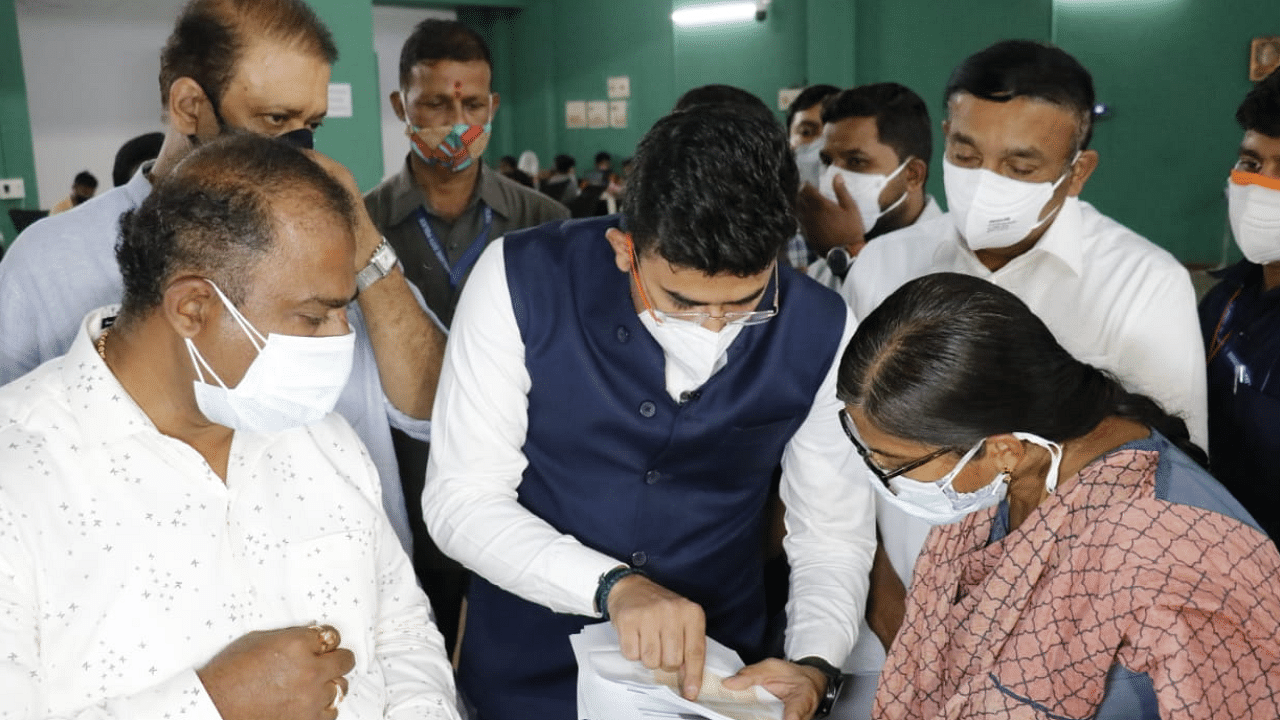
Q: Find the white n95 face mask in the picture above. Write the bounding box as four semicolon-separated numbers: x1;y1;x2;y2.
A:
186;280;355;433
867;431;1063;525
638;311;742;396
944;154;1078;250
819;159;910;234
1228;170;1280;264
795;139;826;190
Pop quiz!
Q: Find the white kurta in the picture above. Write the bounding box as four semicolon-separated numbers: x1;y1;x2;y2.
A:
0;308;459;720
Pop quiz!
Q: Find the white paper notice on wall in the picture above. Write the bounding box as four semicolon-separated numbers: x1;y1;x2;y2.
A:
607;76;631;99
609;100;628;129
777;87;802;112
587;101;609;129
328;83;353;118
567;100;588;129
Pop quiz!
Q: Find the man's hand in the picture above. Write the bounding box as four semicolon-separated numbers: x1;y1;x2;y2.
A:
607;574;707;700
305;151;384;268
722;658;826;720
197;624;356;720
795;177;867;259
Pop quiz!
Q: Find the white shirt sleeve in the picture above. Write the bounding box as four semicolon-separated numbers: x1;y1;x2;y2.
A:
423;239;621;617
1112;263;1209;449
779;307;877;665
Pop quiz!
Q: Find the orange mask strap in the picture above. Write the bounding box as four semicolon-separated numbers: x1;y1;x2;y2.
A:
1230;169;1280;192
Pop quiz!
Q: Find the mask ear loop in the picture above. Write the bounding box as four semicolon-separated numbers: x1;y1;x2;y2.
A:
1028;150;1084;233
877;157;914;219
203;279;267;352
1013;432;1065;493
185;338;229;389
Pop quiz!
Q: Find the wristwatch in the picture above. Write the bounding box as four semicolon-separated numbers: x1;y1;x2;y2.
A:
356;238;398;291
793;656;845;718
825;246;854;280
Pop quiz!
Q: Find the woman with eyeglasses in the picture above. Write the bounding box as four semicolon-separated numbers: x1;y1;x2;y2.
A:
837;273;1280;720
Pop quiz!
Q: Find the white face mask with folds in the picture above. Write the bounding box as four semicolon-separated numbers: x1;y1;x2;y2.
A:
943;153;1078;250
638;311;743;399
819;158;910;234
868;432;1064;525
1228;170;1280;264
794;138;826;190
186;280;355;433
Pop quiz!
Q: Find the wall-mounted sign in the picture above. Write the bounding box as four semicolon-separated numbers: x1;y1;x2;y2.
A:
566;100;587;129
328;83;353;118
608;76;631;99
587;100;609;129
610;100;628;129
1251;37;1280;81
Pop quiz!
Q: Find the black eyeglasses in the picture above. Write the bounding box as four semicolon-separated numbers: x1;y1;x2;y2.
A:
838;410;953;487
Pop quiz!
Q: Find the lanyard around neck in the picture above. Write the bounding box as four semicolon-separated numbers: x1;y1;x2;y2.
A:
414;203;494;290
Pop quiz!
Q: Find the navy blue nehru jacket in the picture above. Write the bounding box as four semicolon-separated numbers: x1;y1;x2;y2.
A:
455;214;847;720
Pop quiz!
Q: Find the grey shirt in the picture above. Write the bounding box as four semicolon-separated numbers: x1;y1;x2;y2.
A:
365;158;570;327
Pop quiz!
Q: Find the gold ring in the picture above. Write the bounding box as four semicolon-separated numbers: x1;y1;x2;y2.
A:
309;624;339;653
326;680;345;711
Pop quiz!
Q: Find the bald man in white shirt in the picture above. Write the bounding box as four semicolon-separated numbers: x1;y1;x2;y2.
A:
0;135;459;720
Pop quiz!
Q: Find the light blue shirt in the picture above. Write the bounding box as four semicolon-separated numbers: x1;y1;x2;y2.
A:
0;164;425;556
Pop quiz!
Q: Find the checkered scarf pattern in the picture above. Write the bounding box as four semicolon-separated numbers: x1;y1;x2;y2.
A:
874;448;1280;719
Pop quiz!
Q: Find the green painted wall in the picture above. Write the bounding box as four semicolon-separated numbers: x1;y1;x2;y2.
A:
1053;2;1278;265
307;0;385;191
0;0;37;246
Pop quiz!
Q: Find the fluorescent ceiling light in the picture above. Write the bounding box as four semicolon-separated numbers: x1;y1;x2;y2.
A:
672;2;756;27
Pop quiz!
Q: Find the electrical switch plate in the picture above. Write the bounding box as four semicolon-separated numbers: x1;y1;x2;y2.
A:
0;178;26;200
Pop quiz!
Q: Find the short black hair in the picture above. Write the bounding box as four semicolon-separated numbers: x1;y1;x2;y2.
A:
1237;66;1280;138
159;0;338;108
595;151;612;165
622;104;797;276
398;19;492;89
786;83;840;131
74;171;99;189
945;39;1096;149
674;84;769;115
113;132;165;187
116;133;355;322
554;154;576;173
822;82;933;166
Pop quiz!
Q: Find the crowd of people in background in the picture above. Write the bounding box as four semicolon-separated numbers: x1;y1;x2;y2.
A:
0;3;1277;720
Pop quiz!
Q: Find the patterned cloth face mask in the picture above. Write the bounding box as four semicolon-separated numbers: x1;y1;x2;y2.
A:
406;96;493;173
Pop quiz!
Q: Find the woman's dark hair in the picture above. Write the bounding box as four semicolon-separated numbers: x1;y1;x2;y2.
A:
837;273;1206;467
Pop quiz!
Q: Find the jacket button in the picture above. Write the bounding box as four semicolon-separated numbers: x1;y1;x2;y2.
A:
645;470;661;485
631;551;647;566
616;326;630;343
639;401;656;417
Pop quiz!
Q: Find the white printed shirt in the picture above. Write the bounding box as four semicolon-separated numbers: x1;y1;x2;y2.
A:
0;307;460;720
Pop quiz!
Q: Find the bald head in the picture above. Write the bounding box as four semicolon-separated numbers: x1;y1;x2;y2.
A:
116;133;354;322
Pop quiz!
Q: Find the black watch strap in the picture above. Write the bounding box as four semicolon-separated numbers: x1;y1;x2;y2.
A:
793;656;844;718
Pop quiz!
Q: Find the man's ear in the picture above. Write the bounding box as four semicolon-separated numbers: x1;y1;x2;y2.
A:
604;228;634;273
489;92;501;121
390;90;407;123
903;156;928;190
162;276;218;340
1065;149;1099;197
168;77;213;137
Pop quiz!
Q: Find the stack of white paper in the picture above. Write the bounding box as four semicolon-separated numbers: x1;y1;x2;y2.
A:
570;622;785;720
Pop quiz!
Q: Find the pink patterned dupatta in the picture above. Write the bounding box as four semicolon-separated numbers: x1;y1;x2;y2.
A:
874;448;1280;720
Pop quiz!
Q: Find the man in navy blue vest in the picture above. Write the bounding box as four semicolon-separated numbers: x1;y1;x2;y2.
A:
425;104;876;720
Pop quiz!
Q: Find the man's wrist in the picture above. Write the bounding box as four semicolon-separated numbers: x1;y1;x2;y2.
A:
792;656;844;718
356;238;398;291
594;565;645;619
